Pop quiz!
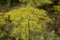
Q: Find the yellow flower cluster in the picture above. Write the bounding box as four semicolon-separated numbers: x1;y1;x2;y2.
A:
4;6;52;40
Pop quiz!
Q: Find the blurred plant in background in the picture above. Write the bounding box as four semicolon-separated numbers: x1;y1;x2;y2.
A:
0;0;60;40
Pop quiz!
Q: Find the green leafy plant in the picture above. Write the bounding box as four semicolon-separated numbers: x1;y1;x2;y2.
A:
20;0;53;7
